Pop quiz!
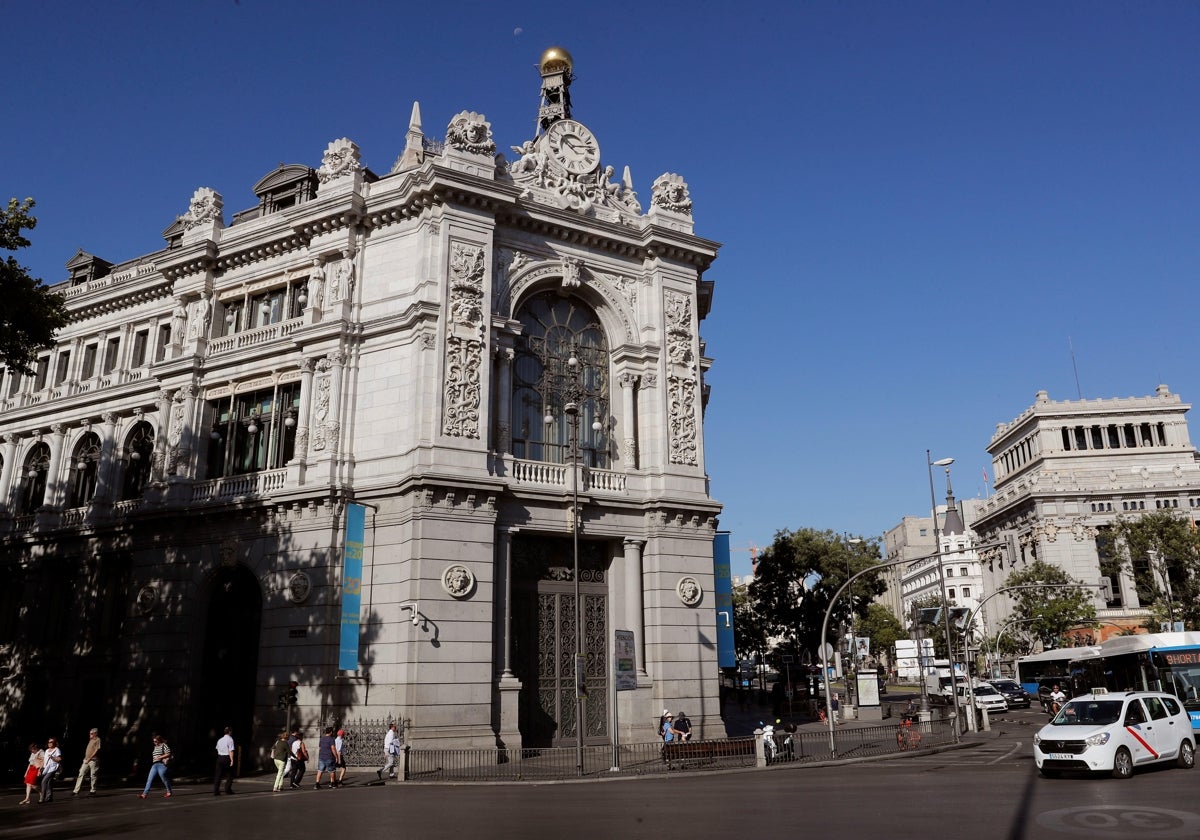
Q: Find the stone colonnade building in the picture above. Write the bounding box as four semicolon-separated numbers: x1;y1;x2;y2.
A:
0;48;723;764
971;385;1200;640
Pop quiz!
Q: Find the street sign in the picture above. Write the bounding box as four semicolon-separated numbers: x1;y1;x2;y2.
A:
614;629;637;691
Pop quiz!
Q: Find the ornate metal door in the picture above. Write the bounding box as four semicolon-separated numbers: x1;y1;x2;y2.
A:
514;538;609;748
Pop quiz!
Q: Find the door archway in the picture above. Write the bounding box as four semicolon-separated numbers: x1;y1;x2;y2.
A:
197;564;262;755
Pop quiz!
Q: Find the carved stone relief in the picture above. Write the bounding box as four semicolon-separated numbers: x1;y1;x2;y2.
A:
651;173;693;215
179;187;223;230
442;564;476;599
664;290;698;465
310;373;331;452
677;576;703;606
446;111;496;156
442;243;486;439
317;137;362;183
288;572;312;604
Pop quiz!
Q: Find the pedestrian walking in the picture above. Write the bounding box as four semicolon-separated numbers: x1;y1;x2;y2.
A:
377;723;399;780
213;726;236;795
271;731;290;792
137;734;173;799
20;743;43;805
289;730;309;789
334;729;347;788
674;710;692;742
73;728;101;796
40;738;62;803
314;727;337;789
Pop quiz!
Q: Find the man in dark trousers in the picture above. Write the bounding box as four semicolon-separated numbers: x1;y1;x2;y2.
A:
213;727;236;795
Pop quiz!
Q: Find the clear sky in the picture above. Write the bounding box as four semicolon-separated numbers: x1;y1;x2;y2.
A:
5;2;1199;578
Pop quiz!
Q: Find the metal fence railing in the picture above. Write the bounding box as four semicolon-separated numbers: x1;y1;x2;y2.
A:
390;717;957;783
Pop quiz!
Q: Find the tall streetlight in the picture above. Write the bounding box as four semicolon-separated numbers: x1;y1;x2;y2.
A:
927;451;963;734
544;349;603;776
843;535;862;713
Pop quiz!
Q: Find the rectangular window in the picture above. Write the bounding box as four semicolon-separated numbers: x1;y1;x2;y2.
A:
947;588;956;600
155;324;171;362
206;382;301;478
34;356;49;390
962;587;971;598
54;351;71;386
103;338;120;374
131;330;149;367
960;567;968;576
81;344;97;379
918;528;927;537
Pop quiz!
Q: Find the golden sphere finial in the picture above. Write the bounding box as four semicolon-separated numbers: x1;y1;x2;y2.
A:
539;46;574;75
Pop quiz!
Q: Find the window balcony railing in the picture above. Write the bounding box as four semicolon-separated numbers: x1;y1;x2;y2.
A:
190;467;288;503
207;317;304;356
507;457;627;493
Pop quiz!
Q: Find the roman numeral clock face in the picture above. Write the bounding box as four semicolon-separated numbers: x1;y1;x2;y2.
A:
545;120;599;175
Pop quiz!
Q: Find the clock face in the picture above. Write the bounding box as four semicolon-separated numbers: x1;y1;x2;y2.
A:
545;120;600;175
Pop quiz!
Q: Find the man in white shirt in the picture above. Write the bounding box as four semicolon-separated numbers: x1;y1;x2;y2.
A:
377;723;399;780
213;727;236;796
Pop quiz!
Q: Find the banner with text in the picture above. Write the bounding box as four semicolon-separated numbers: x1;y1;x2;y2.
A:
714;533;736;668
339;503;366;671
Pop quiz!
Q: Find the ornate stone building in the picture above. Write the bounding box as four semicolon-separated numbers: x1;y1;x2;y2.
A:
971;386;1200;639
0;48;722;763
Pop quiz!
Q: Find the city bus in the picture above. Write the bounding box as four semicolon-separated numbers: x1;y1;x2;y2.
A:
1068;632;1200;731
1015;647;1097;696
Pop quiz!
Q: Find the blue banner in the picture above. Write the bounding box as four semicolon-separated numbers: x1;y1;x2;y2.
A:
713;532;736;668
339;503;366;671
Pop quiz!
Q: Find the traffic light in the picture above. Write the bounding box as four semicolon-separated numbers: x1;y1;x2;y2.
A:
287;681;299;706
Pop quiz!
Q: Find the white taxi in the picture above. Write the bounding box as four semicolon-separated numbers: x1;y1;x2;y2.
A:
1033;690;1196;778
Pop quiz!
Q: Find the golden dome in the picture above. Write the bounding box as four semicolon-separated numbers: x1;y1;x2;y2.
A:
539;46;574;75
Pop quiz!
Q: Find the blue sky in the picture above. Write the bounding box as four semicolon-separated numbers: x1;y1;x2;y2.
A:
5;2;1199;578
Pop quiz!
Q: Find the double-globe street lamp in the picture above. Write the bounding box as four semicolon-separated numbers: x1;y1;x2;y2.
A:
927;452;965;732
543;347;604;776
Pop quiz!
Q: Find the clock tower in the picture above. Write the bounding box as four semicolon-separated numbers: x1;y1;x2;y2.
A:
537;46;574;132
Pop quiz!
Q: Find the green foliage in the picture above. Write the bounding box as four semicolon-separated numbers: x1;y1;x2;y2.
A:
857;603;906;654
748;528;882;663
0;198;67;376
732;584;769;661
909;592;969;660
1004;560;1096;647
1108;512;1200;631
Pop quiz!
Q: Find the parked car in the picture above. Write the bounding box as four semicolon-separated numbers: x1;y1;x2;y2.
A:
1036;677;1071;713
990;678;1032;709
958;682;1008;714
1034;691;1196;778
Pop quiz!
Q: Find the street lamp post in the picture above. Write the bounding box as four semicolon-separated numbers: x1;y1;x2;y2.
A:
819;540;1007;755
543;349;603;776
927;451;963;734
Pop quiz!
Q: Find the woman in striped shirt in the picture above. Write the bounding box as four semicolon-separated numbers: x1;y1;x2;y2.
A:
138;734;173;799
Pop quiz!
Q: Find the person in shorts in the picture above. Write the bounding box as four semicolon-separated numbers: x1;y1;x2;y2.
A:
314;727;336;789
334;729;347;788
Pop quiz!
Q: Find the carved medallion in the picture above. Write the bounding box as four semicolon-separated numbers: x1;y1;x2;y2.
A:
677;576;702;606
442;564;476;598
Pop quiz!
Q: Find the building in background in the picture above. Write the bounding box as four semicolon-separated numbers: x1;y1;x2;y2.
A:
0;48;722;764
971;386;1200;641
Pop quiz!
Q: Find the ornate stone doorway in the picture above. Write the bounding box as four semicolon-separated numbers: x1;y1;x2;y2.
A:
196;564;262;752
512;535;609;749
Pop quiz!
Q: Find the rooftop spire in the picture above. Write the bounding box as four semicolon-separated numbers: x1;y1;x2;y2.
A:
942;467;965;536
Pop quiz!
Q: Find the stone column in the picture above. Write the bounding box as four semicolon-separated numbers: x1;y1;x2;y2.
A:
496;526;522;749
94;411;119;503
619;372;639;469
495;347;513;454
292;358;315;463
0;433;18;512
178;383;200;479
328;351;346;458
624;537;647;676
45;423;66;508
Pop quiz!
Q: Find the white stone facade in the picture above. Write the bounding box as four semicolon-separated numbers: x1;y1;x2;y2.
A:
0;53;722;763
970;386;1200;638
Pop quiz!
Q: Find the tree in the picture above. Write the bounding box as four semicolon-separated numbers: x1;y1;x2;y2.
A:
856;603;906;659
1107;511;1200;632
732;584;768;662
0;198;67;376
748;528;882;665
1004;560;1096;648
909;593;971;661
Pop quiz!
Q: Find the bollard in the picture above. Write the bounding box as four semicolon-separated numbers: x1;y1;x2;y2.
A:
753;729;767;768
981;707;991;731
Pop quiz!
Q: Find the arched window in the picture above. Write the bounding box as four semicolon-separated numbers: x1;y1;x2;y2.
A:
121;421;155;500
19;442;51;515
511;292;610;467
68;432;103;508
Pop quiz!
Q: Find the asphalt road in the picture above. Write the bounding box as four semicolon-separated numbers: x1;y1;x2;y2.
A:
4;708;1199;840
